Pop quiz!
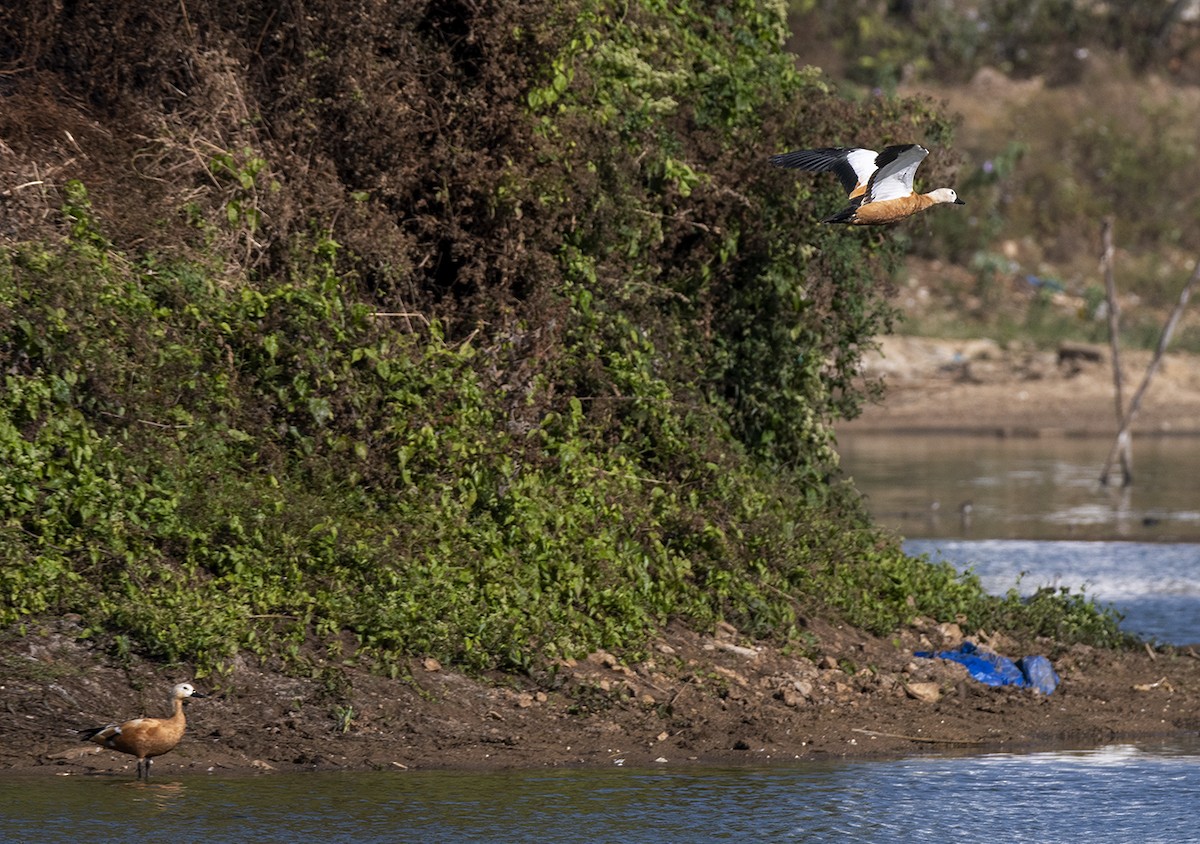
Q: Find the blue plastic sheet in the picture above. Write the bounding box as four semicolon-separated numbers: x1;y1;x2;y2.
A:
914;641;1060;695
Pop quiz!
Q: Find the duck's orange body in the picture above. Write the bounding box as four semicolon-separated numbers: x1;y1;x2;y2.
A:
771;144;963;225
78;682;205;778
841;191;948;225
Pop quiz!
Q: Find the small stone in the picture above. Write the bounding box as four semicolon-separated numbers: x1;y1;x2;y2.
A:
904;681;942;703
778;687;806;707
422;657;442;672
715;640;759;658
590;650;619;669
937;622;964;647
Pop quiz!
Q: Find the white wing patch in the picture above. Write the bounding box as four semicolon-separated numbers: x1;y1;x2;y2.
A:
844;149;880;191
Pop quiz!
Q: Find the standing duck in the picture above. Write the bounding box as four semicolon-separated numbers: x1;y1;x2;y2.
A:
771;143;964;225
77;682;206;778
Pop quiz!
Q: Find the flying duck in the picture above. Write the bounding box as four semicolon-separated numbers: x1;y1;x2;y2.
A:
77;682;206;778
770;143;963;225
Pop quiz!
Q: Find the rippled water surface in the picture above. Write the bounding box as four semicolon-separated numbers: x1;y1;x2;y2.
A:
8;741;1200;843
839;431;1200;643
906;538;1200;644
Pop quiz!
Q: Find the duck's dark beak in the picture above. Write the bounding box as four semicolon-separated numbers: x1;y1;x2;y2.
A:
954;198;966;205
190;691;207;699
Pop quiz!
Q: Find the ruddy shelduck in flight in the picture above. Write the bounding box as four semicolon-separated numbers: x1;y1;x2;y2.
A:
770;143;963;225
77;682;206;778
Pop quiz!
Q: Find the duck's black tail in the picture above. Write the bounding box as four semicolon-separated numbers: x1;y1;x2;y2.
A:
821;203;859;224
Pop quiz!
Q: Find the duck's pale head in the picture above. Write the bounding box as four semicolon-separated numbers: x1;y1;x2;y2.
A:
172;683;205;700
928;187;965;205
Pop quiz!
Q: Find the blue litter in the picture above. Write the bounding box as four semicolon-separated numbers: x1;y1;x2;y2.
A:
914;641;1060;695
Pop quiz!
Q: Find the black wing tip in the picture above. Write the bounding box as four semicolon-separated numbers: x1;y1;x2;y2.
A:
879;143;928;154
769;148;849;170
875;143;928;166
771;149;864;195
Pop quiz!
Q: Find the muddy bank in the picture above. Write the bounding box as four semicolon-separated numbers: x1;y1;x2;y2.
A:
4;613;1199;777
840;336;1200;437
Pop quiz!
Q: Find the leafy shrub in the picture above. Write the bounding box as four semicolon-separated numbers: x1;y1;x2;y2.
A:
0;1;1129;677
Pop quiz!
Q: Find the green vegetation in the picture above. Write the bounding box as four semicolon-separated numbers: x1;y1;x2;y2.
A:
0;0;1130;677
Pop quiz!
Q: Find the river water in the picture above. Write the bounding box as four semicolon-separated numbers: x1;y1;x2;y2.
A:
906;538;1200;645
5;433;1199;841
836;432;1200;542
837;431;1200;644
6;740;1200;842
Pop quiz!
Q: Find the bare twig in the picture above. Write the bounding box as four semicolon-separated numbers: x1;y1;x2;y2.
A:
97;410;190;429
633;208;720;234
370;311;429;323
852;727;984;745
370;311;430;333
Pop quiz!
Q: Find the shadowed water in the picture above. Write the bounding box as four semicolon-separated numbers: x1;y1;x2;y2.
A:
837;433;1200;542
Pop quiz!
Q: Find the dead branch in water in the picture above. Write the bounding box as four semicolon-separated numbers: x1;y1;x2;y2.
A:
1099;218;1133;486
1101;245;1200;486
